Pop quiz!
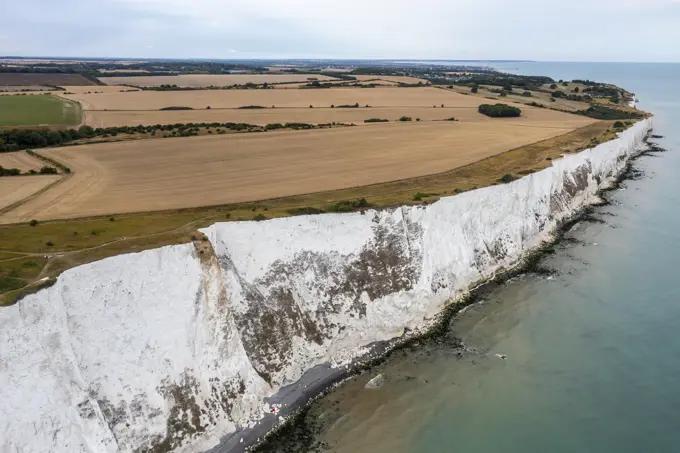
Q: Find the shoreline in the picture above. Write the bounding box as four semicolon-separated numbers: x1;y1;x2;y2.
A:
207;125;659;453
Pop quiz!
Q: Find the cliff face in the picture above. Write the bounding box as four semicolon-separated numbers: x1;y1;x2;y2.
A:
0;119;651;453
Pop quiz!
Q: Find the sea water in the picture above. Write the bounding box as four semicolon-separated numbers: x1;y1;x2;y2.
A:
266;63;680;453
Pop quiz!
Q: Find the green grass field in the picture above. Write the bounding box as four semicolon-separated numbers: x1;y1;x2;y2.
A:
0;94;81;127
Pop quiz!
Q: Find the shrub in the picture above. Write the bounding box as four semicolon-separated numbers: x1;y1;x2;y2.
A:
46;241;54;247
398;116;412;122
159;106;193;110
364;118;389;123
252;214;267;221
552;90;565;98
412;192;438;201
478;103;521;118
550;84;558;89
613;121;625;128
327;198;370;212
498;174;516;183
522;91;532;97
286;207;325;216
39;166;58;175
0;276;24;293
29;219;39;227
78;125;94;136
471;87;478;93
238;105;266;109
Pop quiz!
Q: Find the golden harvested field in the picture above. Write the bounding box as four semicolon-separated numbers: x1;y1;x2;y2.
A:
97;74;340;87
0;119;593;223
64;86;488;111
82;102;594;128
0;175;61;212
0;151;46;171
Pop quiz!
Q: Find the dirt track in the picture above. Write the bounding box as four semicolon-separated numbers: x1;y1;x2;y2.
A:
0;120;592;223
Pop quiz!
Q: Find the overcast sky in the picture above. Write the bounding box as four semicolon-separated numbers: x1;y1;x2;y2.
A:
2;0;679;61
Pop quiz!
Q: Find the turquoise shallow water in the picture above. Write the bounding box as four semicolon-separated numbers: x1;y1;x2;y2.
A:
271;63;680;453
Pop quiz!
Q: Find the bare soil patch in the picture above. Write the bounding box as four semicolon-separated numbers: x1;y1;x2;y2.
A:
0;120;588;223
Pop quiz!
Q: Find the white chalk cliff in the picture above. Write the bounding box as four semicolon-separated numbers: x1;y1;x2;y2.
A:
0;119;651;453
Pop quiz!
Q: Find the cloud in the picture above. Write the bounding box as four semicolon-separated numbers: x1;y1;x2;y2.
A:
2;0;679;61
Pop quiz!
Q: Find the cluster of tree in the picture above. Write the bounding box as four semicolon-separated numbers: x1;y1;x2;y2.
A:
0;126;94;152
0;121;357;153
159;106;194;110
576;105;644;120
571;79;598;86
364;118;389;123
140;83;275;91
0;165;58;177
264;122;316;130
582;85;620;98
458;75;553;91
478;103;522;118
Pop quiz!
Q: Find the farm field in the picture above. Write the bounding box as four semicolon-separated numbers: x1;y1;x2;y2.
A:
98;73;340;87
82;102;594;128
64;86;494;111
0;73;96;86
0;119;592;223
0;175;62;212
0;94;81;126
65;85;595;128
0;151;46;172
